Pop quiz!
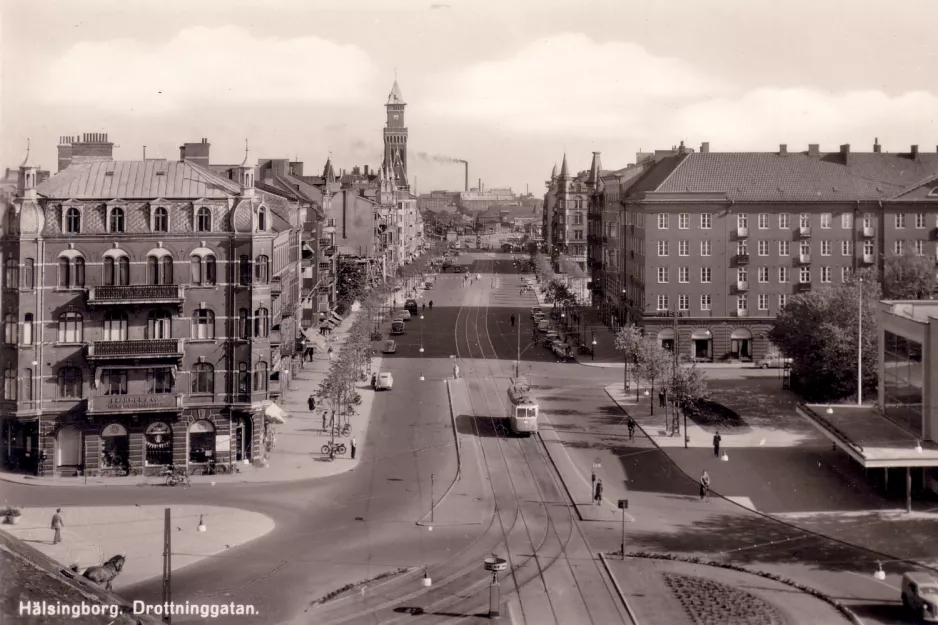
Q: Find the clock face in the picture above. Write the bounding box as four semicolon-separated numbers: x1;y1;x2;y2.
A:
393;114;399;120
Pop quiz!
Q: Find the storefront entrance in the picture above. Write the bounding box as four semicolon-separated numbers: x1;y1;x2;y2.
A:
691;329;713;361
56;425;82;468
657;328;675;352
188;420;216;464
100;423;129;472
235;416;252;463
145;422;173;468
730;328;753;361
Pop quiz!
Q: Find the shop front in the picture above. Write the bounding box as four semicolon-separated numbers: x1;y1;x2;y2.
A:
730;328;753;361
100;423;129;474
1;418;40;474
691;329;713;362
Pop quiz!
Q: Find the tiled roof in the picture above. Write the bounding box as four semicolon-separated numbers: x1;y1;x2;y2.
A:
624;155;687;198
37;161;240;199
654;152;938;201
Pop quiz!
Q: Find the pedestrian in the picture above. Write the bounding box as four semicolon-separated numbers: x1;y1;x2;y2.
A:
453;364;460;379
350;438;357;460
627;417;636;441
510;314;515;327
422;303;426;313
328;346;334;361
51;508;64;545
520;287;524;296
659;389;667;408
594;479;604;505
322;411;327;431
700;471;711;502
713;431;722;457
429;300;433;310
477;273;481;281
307;394;316;411
371;372;377;389
591;471;597;489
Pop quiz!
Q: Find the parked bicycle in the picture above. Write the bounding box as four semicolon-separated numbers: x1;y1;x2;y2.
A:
190;459;229;476
164;465;191;487
321;441;347;456
332;422;352;437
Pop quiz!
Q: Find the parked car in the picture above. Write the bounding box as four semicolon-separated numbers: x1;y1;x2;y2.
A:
390;319;405;335
544;332;560;346
755;355;793;369
552;342;574;361
537;319;550;333
405;299;419;315
530;307;541;317
375;372;394;391
400;310;411;321
382;340;397;354
902;572;938;622
425;282;433;290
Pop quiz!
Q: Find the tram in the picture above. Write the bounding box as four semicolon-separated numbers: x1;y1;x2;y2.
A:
507;377;539;435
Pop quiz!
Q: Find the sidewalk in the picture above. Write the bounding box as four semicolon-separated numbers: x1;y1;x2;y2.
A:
2;505;274;589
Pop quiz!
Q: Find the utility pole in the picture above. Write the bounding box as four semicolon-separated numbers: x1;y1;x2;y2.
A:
516;307;521;378
162;507;172;623
672;309;679;435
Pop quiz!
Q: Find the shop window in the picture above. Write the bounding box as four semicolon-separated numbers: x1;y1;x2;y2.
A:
188;420;216;464
100;423;129;470
145;422;172;466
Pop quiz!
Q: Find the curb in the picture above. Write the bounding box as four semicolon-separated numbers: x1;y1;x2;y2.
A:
415;379;462;527
536;425;587;524
602;385;938;577
598;552;643;625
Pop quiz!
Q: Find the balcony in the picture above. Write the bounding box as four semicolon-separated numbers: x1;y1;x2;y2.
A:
323;246;336;257
319;238;331;247
87;284;185;307
735;308;749;317
736;226;749;238
796;281;813;292
736;280;749;292
862;226;875;238
270;277;282;295
861;253;875;265
269;328;282;345
86;339;184;361
798;253;812;264
735;253;750;265
798;226;812;237
87;393;184;415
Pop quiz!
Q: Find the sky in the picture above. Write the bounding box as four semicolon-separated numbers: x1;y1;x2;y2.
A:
2;0;937;194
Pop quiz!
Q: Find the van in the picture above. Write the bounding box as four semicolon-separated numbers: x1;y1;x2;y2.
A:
404;299;418;315
391;319;405;335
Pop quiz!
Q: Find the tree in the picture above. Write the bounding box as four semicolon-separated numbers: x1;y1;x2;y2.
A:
768;269;880;402
883;249;937;300
558;255;588;303
667;364;708;436
336;259;367;307
615;324;644;399
634;336;673;417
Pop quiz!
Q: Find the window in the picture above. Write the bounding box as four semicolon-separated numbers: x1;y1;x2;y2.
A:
758;267;769;283
237;308;249;339
23;313;33;345
258;207;267;231
799;267;811;283
758;294;769;311
239;255;251;285
737;268;748;283
700;267;711;283
863;214;874;229
574;230;583;239
254;255;270;283
147;368;173;394
147;255;174;285
895;214;906;228
915;240;925;255
192;310;215;339
103;369;128;395
190;254;216;286
678;294;689;311
778;267;789;283
3;259;17;288
678;213;689;229
196;207;212;232
736;295;748;312
863;240;874;256
915;213;926;229
800;241;810;256
700;294;712;311
3;368;16;400
778;294;788;310
842;267;851;282
678;241;688;256
799;213;810;228
238;362;249;395
736;241;748;255
778;241;789;256
758;240;769;256
147;310;172;339
58;366;82;399
821;241;831;256
657;241;669;256
656;295;669;311
678;267;689;283
700;241;711;256
103;311;128;341
779;213;790;229
820;213;832;229
842;213;853;229
58;256;85;288
821;266;832;283
58;312;83;343
103;256;129;286
894;240;904;255
657;214;669;229
254;307;270;337
758;214;769;229
153;206;168;232
737;213;748;229
700;213;712;229
3;313;16;344
109;207;125;233
65;207;81;233
24;258;34;289
657;267;669;283
191;363;214;394
841;240;852;256
254;362;269;391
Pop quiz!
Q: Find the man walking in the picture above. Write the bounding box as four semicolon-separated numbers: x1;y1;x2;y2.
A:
627;416;636;441
510;314;515;327
700;471;711;503
659;389;667;408
594;479;604;505
713;431;722;457
307;394;316;412
328;346;334;361
51;508;64;545
350;438;357;460
453;364;460;379
429;300;433;310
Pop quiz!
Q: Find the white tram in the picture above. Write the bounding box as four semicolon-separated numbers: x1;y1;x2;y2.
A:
507;377;539;435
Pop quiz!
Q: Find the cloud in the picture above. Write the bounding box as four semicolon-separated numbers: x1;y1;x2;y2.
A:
425;33;938;150
37;26;379;115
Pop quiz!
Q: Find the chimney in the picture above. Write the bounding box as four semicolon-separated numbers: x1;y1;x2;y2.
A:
678;140;686;155
69;132;115;166
840;144;850;165
364;164;369;177
779;144;788;156
700;142;710;154
808;144;820;157
57;135;75;172
464;161;468;193
478;178;482;193
873;137;881;153
179;139;211;169
911;145;919;160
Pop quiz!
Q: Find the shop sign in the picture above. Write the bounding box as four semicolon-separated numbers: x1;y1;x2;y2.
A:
102;423;128;437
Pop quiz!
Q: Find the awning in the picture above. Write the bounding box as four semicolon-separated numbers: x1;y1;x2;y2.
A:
731;328;753;340
265;403;288;423
657;328;675;340
302;327;328;350
330;311;343;325
691;329;713;340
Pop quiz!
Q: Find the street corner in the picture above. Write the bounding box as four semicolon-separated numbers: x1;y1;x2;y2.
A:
3;505;275;589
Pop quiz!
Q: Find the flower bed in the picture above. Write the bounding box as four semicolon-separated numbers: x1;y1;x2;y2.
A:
310;567;414;607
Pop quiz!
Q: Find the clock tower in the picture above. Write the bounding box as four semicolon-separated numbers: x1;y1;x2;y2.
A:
383;78;408;189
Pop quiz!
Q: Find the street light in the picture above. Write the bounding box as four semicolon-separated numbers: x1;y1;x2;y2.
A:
591;333;596;361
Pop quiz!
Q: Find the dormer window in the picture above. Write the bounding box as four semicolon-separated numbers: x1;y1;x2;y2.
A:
196;206;212;232
108;207;125;233
929;187;938;197
64;207;81;234
257;206;267;232
153;206;168;232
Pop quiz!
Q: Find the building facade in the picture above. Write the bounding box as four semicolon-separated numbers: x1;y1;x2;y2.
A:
544;154;589;271
0;141;305;477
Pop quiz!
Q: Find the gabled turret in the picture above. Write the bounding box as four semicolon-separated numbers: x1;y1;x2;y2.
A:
323;156;336;184
559;153;570;179
587;152;602;185
235;139;255;197
551;163;558;179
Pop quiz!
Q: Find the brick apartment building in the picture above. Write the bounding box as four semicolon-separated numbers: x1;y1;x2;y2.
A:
0;135;307;477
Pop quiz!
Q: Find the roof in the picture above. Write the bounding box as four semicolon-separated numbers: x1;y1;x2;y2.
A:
881;300;938;323
650;151;938;201
37;160;241;199
624;154;688;199
387;79;405;105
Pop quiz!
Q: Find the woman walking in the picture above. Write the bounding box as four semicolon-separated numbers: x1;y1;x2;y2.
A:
699;471;711;503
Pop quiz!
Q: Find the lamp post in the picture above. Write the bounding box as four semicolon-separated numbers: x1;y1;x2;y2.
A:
591;333;596;361
858;277;863;406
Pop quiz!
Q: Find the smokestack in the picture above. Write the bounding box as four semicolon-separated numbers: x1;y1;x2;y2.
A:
478;178;481;193
873;138;881;153
779;144;788;156
464;161;468;193
143;146;147;160
911;145;919;160
840;144;850;165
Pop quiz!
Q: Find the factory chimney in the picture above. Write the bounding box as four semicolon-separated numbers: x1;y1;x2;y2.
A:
464;161;468;193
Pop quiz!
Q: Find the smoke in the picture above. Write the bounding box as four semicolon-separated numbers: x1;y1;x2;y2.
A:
416;152;466;164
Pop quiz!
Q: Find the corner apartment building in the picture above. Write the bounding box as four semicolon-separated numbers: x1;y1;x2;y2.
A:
543;155;589;271
0;136;306;478
615;141;938;362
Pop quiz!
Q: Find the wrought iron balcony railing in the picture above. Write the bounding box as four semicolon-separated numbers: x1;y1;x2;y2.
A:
86;339;185;360
87;284;185;306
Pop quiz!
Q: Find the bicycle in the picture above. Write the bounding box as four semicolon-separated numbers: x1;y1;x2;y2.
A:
322;441;347;456
164;465;191;487
205;459;229;475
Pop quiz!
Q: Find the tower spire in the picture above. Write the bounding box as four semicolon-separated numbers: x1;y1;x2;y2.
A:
240;139;250;166
559;153;570;178
20;138;33;168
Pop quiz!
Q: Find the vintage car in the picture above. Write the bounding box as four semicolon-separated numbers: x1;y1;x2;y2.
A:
400;310;412;321
902;572;938;622
382;340;397;354
552;342;574;361
375;372;394;391
755;355;793;369
537;319;550;333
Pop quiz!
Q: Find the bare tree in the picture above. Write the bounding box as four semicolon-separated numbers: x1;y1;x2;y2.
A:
634;336;672;417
